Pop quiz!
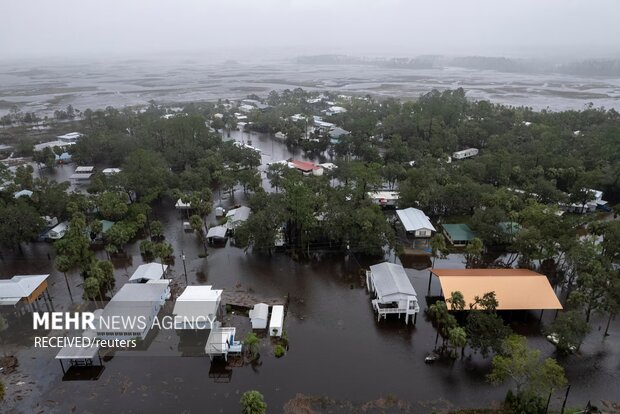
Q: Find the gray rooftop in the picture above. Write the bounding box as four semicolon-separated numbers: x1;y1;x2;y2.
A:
396;207;436;233
369;262;416;298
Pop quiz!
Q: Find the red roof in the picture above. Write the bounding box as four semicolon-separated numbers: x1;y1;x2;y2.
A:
290;160;319;171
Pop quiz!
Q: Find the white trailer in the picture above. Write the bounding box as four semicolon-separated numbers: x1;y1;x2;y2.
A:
269;305;284;337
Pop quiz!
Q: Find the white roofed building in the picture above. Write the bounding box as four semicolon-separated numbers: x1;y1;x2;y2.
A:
396;207;436;250
226;206;251;231
173;285;223;329
94;281;170;340
249;303;269;329
366;262;419;324
128;263;168;283
0;274;50;308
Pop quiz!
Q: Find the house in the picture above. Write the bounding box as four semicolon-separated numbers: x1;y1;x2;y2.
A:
442;223;476;246
204;326;242;361
225;206;251;231
128;263;168;283
560;189;609;213
47;221;69;240
366;262;419;324
102;168;121;176
0;274;50;310
396;207;436;249
70;166;94;184
207;225;228;244
249;303;269;329
289;160;324;176
322;106;347;116
173;285;223;329
57;132;83;142
269;305;284;337
452;148;479;160
55;152;72;164
13;189;33;199
368;191;399;208
175;198;192;210
94;281;170;340
329;126;350;143
33;140;75;153
239;104;255;114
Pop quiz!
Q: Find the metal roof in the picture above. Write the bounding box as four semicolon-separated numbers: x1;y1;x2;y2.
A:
0;275;49;301
432;269;562;310
227;206;251;222
128;263;168;282
249;303;269;321
369;263;417;298
112;279;169;300
396;207;436;232
207;225;228;239
442;223;475;241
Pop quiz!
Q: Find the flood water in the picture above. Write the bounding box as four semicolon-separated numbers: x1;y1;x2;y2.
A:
1;132;619;413
1;56;620;118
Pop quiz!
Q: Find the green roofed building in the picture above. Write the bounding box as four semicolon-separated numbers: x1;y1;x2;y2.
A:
441;223;475;246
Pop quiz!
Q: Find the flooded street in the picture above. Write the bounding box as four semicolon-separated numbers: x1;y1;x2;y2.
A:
1;132;618;413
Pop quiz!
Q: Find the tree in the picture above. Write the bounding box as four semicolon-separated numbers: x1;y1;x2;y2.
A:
446;291;465;311
240;390;267;414
428;234;449;294
243;332;260;358
266;163;287;192
83;277;101;305
448;326;467;358
54;214;93;268
0;200;44;251
488;334;567;401
152;242;173;275
120;149;170;202
466;311;511;358
97;192;129;221
55;255;74;302
545;310;590;353
464;237;484;268
150;220;164;239
427;300;458;353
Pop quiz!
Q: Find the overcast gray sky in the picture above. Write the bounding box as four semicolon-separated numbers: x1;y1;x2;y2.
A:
2;0;619;60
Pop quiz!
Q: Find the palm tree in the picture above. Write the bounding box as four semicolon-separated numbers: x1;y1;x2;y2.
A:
243;332;260;359
55;255;74;302
448;326;467;358
428;234;449;294
446;291;465;311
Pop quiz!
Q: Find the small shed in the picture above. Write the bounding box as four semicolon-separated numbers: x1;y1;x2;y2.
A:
249;303;269;329
269;305;284;337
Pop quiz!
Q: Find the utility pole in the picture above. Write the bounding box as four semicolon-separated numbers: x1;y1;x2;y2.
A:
180;250;188;285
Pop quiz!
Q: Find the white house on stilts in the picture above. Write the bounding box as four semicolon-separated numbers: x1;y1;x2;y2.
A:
366;262;420;325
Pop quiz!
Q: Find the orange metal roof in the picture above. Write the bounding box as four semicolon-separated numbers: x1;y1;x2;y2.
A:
431;268;562;310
